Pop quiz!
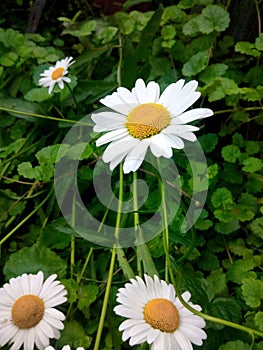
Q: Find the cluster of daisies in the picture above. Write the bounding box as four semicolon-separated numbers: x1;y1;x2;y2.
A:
1;57;213;349
38;57;213;174
0;271;206;350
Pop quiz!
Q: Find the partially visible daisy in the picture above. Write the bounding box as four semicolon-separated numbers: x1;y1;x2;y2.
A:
39;57;75;94
0;271;67;350
92;78;213;173
45;346;84;350
114;274;207;350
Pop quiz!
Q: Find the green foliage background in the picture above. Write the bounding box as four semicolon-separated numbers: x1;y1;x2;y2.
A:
0;0;262;349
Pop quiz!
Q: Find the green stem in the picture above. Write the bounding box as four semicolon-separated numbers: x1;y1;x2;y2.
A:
157;159;175;285
117;33;123;87
133;171;142;277
65;82;81;112
176;272;263;339
0;107;93;126
0;189;52;246
177;291;263;338
93;164;124;350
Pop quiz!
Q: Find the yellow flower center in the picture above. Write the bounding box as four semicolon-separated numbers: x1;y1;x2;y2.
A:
126;103;170;139
143;298;180;333
51;67;64;80
12;295;45;329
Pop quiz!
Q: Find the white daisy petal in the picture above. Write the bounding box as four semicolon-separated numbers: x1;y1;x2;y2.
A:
158;79;185;106
102;137;139;163
174;108;214;124
114;274;206;349
93;78;213;173
96;128;128;146
123;139;150;173
0;272;67;350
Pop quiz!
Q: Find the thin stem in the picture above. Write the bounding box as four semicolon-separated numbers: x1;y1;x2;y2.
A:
133;171;142;277
0;189;52;246
176;272;263;339
157;159;175;285
77;247;94;284
117;33;123;87
177;291;263;338
254;0;262;35
93;246;116;350
93;164;124;350
0;107;93;126
65;82;81;112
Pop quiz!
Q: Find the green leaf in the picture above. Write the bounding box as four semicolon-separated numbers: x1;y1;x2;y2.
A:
249;217;263;238
208;163;219;179
137;241;158;276
219;340;250;350
232;110;250;122
245;141;260;155
198;133;218;153
0;138;25;158
242;157;262;173
215;220;240;234
161;25;176;40
198;5;230;33
221;145;241;163
39;223;72;249
0;98;42;123
62;20;96;37
241;277;263;307
182;51;208;77
121;37;138;88
61;278;79;304
209;297;242;324
202;268;227;301
77;284;99;310
161;5;186;25
206;77;240;101
0;189;26;221
114;12;135;35
0;51;18;66
183;5;230;35
227;259;258;284
199;63;228;84
57;320;92;348
255;33;263;51
96;26;118;44
239;87;263;102
211;187;233;208
135;7;163;61
235;41;260;57
24;88;50;102
3;243;67;280
254;311;263;331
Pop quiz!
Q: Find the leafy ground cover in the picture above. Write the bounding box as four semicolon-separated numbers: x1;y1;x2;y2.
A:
0;0;262;349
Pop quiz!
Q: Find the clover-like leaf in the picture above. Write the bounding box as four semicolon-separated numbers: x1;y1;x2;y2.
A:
3;243;67;280
182;51;208;76
221;145;241;163
241;277;263;308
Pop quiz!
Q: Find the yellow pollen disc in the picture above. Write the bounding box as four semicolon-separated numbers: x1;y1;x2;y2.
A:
143;298;180;333
51;67;64;80
12;295;45;329
126;103;170;139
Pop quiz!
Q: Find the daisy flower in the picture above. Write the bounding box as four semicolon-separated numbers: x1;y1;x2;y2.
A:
45;346;84;350
39;57;75;94
114;274;207;350
0;271;67;350
92;78;213;174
